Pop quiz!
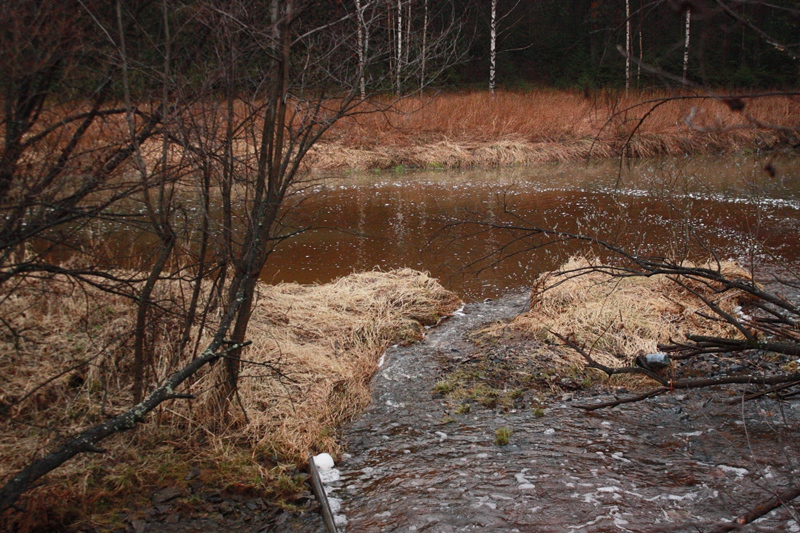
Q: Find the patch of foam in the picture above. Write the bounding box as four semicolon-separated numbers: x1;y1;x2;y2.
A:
718;465;749;479
611;451;631;463
320;468;340;484
313;453;335;470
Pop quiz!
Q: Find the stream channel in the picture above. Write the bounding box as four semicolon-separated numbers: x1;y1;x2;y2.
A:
275;155;800;532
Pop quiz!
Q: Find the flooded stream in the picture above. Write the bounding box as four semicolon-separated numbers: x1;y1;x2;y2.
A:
272;155;800;532
323;293;800;532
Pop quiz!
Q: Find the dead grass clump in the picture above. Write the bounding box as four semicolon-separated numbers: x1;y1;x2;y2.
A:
511;257;753;370
222;268;461;462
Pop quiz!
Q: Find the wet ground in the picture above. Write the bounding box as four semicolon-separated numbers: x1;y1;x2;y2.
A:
118;290;800;532
322;292;800;532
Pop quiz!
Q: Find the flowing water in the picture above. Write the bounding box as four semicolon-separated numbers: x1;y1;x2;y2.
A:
321;294;800;532
270;155;800;532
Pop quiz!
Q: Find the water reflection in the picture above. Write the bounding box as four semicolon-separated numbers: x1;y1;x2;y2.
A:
266;155;800;300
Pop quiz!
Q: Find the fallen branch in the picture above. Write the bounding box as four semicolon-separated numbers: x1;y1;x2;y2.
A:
574;388;669;411
553;332;800;410
725;380;800;405
706;482;800;532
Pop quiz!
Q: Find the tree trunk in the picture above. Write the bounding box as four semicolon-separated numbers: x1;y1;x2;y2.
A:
396;0;403;94
420;0;428;91
625;0;631;91
683;6;691;84
489;0;496;94
355;0;366;98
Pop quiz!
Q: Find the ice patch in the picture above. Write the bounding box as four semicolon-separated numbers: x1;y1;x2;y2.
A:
378;352;386;368
543;428;556;435
435;431;448;441
611;452;631;463
453;304;466;317
313;453;335;471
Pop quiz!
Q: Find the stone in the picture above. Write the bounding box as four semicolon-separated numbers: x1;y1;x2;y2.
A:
151;487;183;504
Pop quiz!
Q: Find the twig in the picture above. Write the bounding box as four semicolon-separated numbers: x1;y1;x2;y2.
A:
574;388;669;411
726;380;800;405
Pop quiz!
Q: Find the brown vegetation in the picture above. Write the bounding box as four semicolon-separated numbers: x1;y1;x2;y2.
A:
308;90;799;170
0;269;459;531
502;256;755;370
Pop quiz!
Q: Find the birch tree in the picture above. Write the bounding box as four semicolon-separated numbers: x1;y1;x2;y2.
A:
490;0;497;94
625;0;631;91
683;5;691;83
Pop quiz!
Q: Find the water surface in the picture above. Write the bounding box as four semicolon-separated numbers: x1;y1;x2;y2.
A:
267;155;800;300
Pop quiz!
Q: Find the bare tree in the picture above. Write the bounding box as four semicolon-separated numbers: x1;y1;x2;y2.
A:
0;0;468;512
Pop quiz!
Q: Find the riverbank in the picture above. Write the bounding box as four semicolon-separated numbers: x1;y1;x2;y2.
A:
0;270;459;532
305;90;798;170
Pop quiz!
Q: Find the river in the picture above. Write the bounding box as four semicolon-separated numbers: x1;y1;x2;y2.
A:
271;155;800;532
266;155;800;301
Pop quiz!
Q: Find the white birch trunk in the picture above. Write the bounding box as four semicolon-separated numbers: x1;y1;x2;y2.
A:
396;0;403;94
421;0;428;91
683;7;691;84
490;0;496;94
404;0;411;68
625;0;631;91
355;0;365;98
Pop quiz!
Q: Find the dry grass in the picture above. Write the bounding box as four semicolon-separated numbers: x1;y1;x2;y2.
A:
502;257;754;370
19;90;796;176
0;268;460;531
309;89;797;169
212;269;461;461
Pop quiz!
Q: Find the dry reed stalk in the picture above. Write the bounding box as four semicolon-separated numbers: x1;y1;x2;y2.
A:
311;90;797;170
508;257;753;370
0;268;459;531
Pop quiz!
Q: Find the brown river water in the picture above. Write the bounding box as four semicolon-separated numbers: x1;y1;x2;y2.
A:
263;155;800;301
263;155;800;532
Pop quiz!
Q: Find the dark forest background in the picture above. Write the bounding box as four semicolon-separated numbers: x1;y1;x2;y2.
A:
453;0;798;89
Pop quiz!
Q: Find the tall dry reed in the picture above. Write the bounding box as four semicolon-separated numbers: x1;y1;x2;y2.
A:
309;89;797;169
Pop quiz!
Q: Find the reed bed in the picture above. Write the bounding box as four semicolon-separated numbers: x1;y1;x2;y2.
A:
0;269;459;530
505;257;754;370
311;89;796;169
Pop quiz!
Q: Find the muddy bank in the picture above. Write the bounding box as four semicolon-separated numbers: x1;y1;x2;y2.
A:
327;291;800;532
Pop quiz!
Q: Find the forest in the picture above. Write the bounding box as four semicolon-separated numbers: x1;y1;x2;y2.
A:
1;0;799;531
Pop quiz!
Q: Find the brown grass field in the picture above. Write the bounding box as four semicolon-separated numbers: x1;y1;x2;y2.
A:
0;269;460;531
309;89;799;170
